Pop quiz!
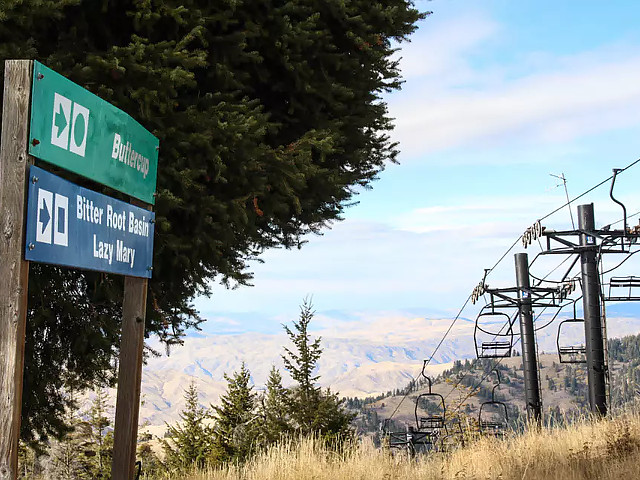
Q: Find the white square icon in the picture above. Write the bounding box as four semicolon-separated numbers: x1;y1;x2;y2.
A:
36;188;68;247
51;93;71;151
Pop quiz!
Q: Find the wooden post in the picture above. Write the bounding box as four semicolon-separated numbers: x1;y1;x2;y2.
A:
0;60;32;480
111;273;148;478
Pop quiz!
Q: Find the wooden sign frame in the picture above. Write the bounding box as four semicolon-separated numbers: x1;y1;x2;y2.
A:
0;60;151;480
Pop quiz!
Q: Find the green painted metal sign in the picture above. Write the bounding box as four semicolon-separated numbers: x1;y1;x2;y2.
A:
29;61;159;204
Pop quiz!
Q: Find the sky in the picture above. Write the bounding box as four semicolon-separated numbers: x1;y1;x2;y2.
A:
192;0;640;337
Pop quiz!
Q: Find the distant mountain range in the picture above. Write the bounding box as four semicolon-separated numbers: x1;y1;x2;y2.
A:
85;310;640;436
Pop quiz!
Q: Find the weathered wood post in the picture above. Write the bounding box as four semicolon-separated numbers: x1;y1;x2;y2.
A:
0;60;32;480
111;274;148;478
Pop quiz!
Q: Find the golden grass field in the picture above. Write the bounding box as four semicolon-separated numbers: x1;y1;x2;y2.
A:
173;409;640;480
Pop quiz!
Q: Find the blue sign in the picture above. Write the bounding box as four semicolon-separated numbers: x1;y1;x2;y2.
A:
25;166;154;278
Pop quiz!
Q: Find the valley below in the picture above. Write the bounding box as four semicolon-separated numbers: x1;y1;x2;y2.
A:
84;311;640;436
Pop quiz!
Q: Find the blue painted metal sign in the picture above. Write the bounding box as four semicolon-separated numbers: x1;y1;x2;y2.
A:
25;166;154;278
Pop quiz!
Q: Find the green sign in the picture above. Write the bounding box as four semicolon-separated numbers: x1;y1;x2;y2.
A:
29;61;159;204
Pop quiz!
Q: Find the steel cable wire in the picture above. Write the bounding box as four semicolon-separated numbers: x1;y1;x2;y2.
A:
385;294;473;422
386;158;640;424
447;161;640;407
538;157;640;223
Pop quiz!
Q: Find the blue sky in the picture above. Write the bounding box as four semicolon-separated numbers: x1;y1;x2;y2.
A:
192;1;640;336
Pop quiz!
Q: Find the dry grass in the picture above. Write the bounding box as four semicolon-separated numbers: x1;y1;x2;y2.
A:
176;411;640;480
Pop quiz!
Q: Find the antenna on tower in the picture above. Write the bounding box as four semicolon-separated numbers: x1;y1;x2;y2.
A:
550;173;575;229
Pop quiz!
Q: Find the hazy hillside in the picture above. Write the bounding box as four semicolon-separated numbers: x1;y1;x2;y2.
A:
351;353;587;439
87;326;458;436
349;332;640;438
81;313;640;436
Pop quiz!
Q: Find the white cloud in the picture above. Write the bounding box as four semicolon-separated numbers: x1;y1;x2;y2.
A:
197;170;640;322
201;216;536;315
394;194;565;233
393;55;640;157
389;12;640;159
205;316;241;326
397;13;499;82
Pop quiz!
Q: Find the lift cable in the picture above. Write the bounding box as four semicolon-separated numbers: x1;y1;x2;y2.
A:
606;209;640;228
538;157;640;223
386;159;640;425
409;242;587;419
528;253;578;285
385;293;473;422
444;239;613;416
489;253;574;342
443;303;553;407
439;167;640;433
487;236;524;277
486;156;640;284
600;249;640;276
448;349;514;416
476;171;640;372
533;305;564;332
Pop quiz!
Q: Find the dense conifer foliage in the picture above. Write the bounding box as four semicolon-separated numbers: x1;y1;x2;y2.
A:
0;1;425;443
259;366;290;444
282;300;355;438
210;363;258;464
159;301;354;471
162;382;213;469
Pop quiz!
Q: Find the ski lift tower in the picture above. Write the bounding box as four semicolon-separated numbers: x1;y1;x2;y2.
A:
472;254;569;425
533;169;640;416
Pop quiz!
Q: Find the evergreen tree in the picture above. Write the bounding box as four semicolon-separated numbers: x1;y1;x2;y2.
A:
282;299;354;438
86;388;113;478
0;1;425;444
17;442;42;478
41;401;93;479
311;388;356;441
162;382;213;470
21;265;121;448
210;363;258;464
136;441;164;479
259;366;291;444
282;299;323;433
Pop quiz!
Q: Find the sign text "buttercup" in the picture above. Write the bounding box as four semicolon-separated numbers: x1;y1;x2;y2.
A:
112;133;151;179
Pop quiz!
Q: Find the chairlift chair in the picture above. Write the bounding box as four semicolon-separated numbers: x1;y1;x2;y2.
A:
382;419;411;451
557;321;586;364
407;426;437;454
606;276;640;302
415;389;446;431
382;422;435;456
474;306;514;359
415;360;447;432
386;432;410;449
478;370;509;437
556;298;586;364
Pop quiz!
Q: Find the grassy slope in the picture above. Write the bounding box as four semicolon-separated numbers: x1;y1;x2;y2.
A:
178;408;640;480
